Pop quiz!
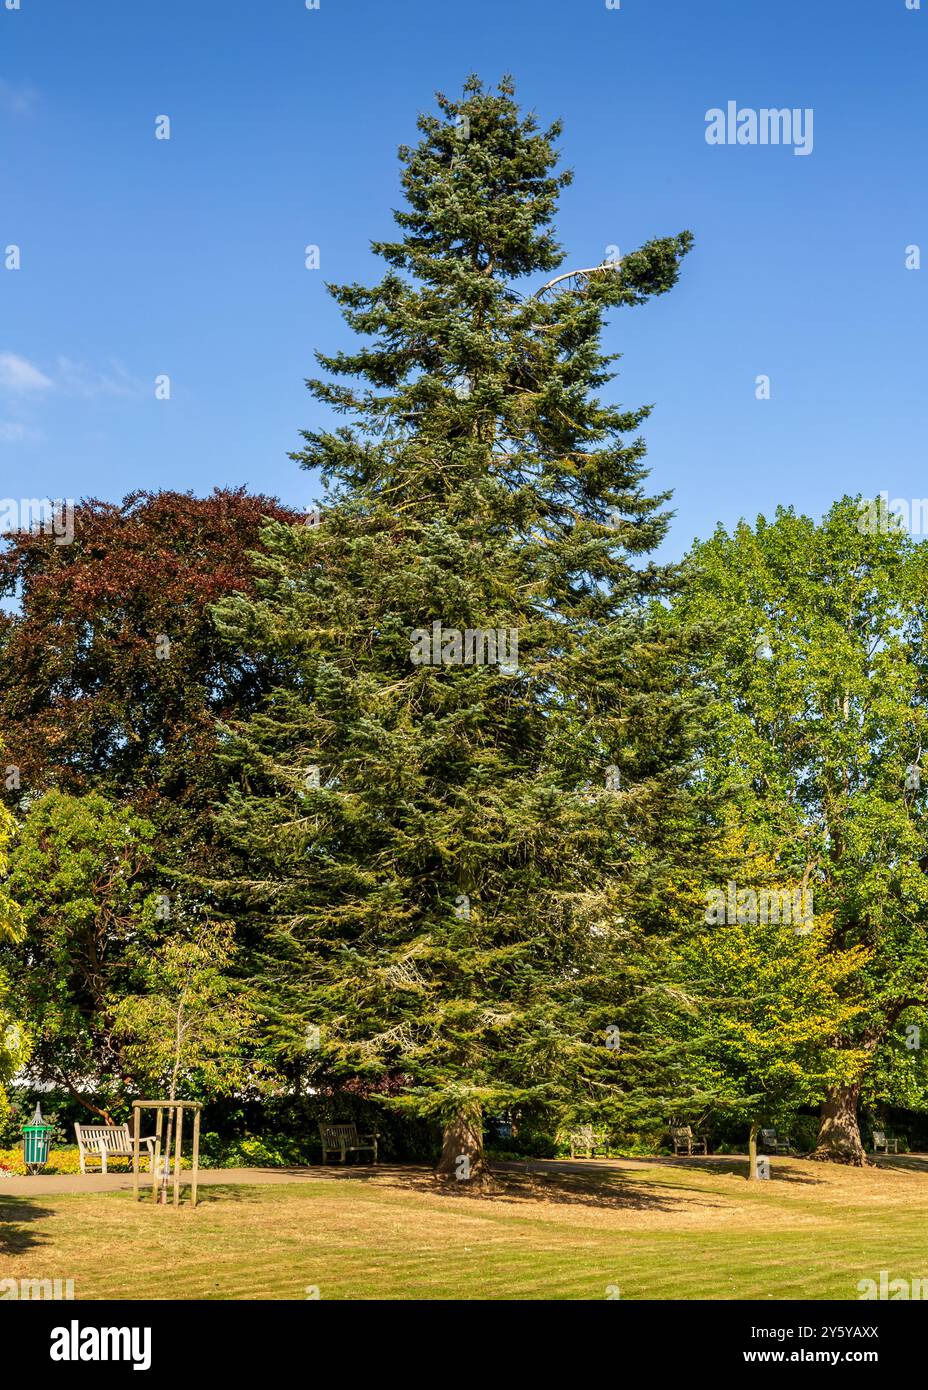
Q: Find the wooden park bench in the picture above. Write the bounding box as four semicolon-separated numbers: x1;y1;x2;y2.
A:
318;1122;378;1165
670;1124;707;1156
873;1130;899;1154
568;1125;610;1159
75;1122;156;1175
758;1128;791;1156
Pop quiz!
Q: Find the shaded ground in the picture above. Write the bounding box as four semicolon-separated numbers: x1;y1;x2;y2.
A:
1;1155;927;1300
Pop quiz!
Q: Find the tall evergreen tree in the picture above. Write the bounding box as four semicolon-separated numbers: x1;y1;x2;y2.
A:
215;76;695;1177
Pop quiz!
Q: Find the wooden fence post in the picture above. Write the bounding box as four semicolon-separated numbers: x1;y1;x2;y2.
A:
191;1107;201;1209
132;1104;140;1200
173;1105;184;1208
152;1106;163;1204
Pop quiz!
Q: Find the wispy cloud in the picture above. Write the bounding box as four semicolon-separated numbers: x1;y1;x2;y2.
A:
0;79;39;117
0;421;42;444
0;352;145;400
0;352;52;393
55;356;144;400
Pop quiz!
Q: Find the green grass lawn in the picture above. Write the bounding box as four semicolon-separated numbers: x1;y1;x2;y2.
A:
2;1156;927;1300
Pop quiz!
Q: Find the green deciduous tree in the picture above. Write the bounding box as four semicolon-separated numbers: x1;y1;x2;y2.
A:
669;872;871;1177
113;917;257;1198
213;76;696;1178
2;790;156;1121
112;918;256;1103
0;780;27;1111
673;499;928;1162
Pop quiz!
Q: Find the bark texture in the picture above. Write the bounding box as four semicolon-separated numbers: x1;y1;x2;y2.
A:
811;1083;867;1165
435;1108;486;1182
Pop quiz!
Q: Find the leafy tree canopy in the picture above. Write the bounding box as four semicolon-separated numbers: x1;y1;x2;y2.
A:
673;499;928;1160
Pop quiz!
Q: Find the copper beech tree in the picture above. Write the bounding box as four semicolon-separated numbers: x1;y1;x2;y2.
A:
0;487;302;874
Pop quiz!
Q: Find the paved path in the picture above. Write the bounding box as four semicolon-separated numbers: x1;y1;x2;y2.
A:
0;1166;346;1197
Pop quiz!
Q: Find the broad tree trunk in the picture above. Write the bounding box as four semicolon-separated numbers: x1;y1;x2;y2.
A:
435;1107;485;1182
747;1121;759;1181
811;1083;866;1165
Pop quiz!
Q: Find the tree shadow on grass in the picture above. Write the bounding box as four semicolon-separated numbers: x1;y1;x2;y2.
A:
484;1167;684;1212
624;1155;825;1186
189;1163;681;1213
370;1162;695;1213
0;1197;55;1256
175;1155;834;1217
215;1158;821;1209
869;1154;928;1175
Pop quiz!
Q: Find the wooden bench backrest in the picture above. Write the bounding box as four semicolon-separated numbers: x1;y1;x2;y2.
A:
760;1129;777;1141
670;1125;693;1139
76;1124;132;1151
873;1131;886;1143
319;1123;359;1145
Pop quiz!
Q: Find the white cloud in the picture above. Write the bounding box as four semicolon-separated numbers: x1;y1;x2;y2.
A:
0;422;41;444
0;352;52;393
55;356;143;399
0;351;145;403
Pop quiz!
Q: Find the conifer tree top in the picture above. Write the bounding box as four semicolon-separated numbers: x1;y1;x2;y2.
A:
300;75;692;553
382;73;570;280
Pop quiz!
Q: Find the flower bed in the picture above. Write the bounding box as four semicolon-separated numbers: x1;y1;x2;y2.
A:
0;1145;92;1176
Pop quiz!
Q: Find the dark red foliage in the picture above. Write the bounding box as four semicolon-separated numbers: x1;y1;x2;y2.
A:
0;487;303;859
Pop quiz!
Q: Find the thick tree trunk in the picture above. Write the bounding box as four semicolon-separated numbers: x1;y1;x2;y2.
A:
811;1083;867;1165
435;1107;486;1182
747;1121;759;1181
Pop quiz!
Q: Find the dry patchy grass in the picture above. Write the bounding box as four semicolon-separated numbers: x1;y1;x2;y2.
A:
1;1156;927;1300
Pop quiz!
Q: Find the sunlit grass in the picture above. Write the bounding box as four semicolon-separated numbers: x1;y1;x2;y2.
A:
2;1156;926;1300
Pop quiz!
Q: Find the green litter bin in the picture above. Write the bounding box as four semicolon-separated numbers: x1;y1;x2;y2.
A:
22;1103;53;1174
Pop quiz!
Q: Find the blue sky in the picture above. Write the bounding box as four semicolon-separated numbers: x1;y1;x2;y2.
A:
1;0;925;559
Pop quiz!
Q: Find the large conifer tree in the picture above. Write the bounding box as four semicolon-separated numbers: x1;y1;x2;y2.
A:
215;76;695;1176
